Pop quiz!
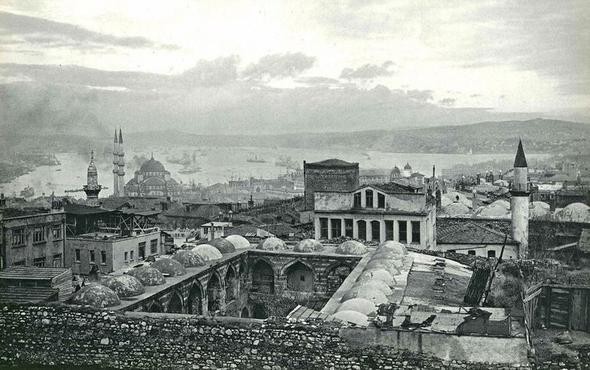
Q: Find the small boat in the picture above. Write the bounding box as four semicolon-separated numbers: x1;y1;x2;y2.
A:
247;154;266;163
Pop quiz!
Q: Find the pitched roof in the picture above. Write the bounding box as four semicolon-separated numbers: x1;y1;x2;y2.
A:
437;221;517;245
0;266;71;280
305;158;358;168
514;140;528;168
367;182;422;194
0;286;59;304
64;203;112;215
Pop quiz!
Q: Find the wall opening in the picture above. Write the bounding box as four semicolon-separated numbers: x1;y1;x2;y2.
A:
357;220;367;241
225;266;238;302
240;307;249;318
188;283;202;315
251;260;275;294
207;273;223;313
253;303;267;319
326;263;352;294
371;220;381;241
285;261;314;292
167;291;183;313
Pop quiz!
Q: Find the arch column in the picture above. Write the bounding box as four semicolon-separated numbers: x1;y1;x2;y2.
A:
366;220;372;241
380;220;386;242
352;219;358;239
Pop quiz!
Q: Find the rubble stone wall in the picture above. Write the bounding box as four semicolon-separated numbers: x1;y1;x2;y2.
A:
0;304;534;369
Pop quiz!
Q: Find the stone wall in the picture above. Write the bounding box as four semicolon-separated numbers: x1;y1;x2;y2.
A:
0;304;534;369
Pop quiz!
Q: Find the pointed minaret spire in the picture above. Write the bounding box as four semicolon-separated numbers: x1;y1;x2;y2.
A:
114;129;118;144
514;139;528;168
119;128;123;144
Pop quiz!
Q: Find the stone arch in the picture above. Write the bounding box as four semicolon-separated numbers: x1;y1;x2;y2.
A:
251;258;275;294
240;307;249;318
188;281;203;315
167;290;184;313
147;300;163;313
284;260;314;292
207;271;223;313
225;265;238;302
325;261;353;294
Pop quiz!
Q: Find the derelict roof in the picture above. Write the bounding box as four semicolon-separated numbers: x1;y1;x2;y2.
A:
0;266;71;280
305;158;359;169
0;286;58;304
64;203;112;215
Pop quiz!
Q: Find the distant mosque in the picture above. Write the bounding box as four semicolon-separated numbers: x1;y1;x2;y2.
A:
124;154;181;198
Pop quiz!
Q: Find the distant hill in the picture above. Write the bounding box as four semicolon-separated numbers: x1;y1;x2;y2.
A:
2;118;589;156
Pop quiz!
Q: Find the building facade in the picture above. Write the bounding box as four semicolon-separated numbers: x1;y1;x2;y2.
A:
303;159;359;211
313;183;436;249
66;230;163;275
124;155;181;198
0;210;66;270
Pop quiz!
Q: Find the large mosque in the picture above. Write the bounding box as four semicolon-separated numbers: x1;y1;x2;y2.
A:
124;155;181;197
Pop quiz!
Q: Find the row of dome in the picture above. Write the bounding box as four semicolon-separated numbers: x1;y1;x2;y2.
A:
330;241;410;326
69;236;371;307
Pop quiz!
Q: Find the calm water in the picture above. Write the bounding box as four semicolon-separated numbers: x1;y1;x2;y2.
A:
0;146;547;198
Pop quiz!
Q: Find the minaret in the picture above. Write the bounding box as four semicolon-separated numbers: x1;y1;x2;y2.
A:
510;139;530;259
84;150;102;206
118;128;125;196
112;130;120;197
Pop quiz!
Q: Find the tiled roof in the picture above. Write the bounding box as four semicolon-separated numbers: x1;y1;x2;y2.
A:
306;158;358;168
0;266;70;280
0;286;58;304
437;221;517;245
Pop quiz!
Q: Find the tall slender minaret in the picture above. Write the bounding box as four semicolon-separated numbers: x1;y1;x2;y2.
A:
118;128;125;196
112;130;120;196
511;139;530;259
84;150;102;206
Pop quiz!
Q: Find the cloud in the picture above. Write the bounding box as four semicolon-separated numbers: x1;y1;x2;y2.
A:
405;89;433;103
340;61;395;80
438;98;456;107
242;52;315;79
179;56;240;87
0;11;178;50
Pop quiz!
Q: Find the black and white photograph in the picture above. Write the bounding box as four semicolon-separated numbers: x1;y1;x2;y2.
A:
0;1;589;369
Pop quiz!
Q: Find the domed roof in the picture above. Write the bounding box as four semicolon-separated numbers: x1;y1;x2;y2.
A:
330;310;369;326
404;162;412;170
294;239;324;253
343;285;388;305
530;201;551;219
353;280;393;296
225;235;251;249
377;241;407;255
191;244;223;261
257;237;287;251
101;275;145;298
209;238;236;254
476;199;511;219
358;269;396;287
151;258;186;276
365;260;400;276
336;240;367;255
126;266;166;286
143;177;165;186
440;202;471;217
554;203;590;223
172;250;206;267
140;157;166;173
337;298;377;315
70;283;120;308
390;166;401;175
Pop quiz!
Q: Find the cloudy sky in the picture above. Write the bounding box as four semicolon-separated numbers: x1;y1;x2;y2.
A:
0;0;588;135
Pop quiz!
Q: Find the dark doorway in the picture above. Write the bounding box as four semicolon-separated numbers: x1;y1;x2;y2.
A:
148;302;163;313
251;260;275;294
241;307;249;318
357;220;367;240
167;292;183;313
188;284;202;315
253;303;267;319
207;273;222;313
285;261;314;292
225;266;238;302
371;220;381;241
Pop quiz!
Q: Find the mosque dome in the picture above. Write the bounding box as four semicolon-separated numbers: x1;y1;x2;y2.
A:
172;250;206;267
530;201;551;220
476;199;511;219
404;163;412;170
126;266;166;286
364;260;400;276
343;285;388;305
390;166;401;177
143;177;165;186
358;269;396;287
151;258;186;276
101;275;145;298
140;157;167;173
330;310;369;326
209;238;236;254
353;280;393;296
225;235;250;249
440;202;471;217
554;203;590;223
257;237;287;251
377;241;407;255
191;244;223;261
337;298;377;316
336;240;368;255
70;283;120;308
294;239;324;253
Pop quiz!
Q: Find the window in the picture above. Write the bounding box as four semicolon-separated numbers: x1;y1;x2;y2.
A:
139;242;146;260
75;249;81;262
365;190;373;208
89;250;95;263
378;193;385;208
357;220;367;241
487;250;496;258
331;219;341;238
411;221;421;244
398;221;407;243
468;250;476;256
353;193;361;208
33;257;45;267
101;251;107;265
52;226;62;240
33;227;45;243
344;219;354;238
150;239;158;254
130;250;134;261
53;254;62;267
124;251;128;262
319;218;329;239
385;220;394;240
11;229;25;246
